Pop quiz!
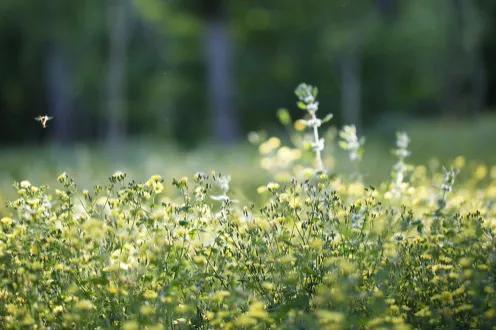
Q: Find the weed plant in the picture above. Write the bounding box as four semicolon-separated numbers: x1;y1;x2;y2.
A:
1;85;496;329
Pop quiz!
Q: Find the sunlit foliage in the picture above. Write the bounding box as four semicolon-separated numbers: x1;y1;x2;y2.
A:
1;85;495;329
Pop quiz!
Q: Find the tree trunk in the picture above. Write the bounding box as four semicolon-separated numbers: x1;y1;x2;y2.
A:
340;49;362;127
205;15;239;143
45;43;74;144
106;0;129;146
458;0;486;113
444;0;485;114
375;0;398;21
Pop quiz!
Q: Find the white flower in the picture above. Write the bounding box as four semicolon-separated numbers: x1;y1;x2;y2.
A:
305;117;322;128
307;102;319;112
20;180;31;189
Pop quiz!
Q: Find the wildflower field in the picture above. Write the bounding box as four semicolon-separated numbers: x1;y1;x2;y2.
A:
1;85;496;329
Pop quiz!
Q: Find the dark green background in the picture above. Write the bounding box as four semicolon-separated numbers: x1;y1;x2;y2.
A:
0;0;495;146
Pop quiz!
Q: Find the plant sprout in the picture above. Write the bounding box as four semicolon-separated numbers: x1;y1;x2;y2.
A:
294;83;333;173
338;125;364;162
389;132;411;198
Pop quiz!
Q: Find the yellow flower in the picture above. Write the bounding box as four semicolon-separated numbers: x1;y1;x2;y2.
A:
348;182;364;196
75;299;94;311
266;182;280;192
491;166;496;180
29;244;39;255
122;320;139;330
474;165;487;180
82;218;108;241
439;291;454;305
57;172;68;183
289;197;302;209
294;119;307;132
455;304;473;314
259;137;281;155
107;283;119;295
257;185;267;194
414;307;431;318
175;304;191;314
1;217;13;226
53;306;64;314
140;304;154;316
143;289;158;300
246;301;269;320
302;167;315;179
485;308;496;319
193;255;207;266
459;257;472;268
22;314;34;326
309;238;324;250
146;175;164;193
454;156;465;169
262;282;275;291
5;304;17;315
147;324;164;330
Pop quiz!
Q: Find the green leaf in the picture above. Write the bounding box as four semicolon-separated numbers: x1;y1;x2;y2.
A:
312;86;318;98
322;113;333;123
277;108;292;126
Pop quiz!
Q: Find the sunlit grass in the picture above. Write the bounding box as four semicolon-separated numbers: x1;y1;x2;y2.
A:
1;114;495;201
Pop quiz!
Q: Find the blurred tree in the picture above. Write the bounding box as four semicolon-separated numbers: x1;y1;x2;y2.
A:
133;0;205;145
203;0;239;142
444;0;485;114
321;1;380;128
106;0;131;146
45;1;76;144
376;0;398;20
0;0;106;144
45;43;74;143
0;0;495;146
479;0;496;109
174;0;240;142
0;1;43;143
135;0;239;143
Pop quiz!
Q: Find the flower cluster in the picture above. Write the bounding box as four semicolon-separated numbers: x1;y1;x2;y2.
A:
387;132;412;198
338;124;365;162
294;83;333;173
252;84;335;181
1;160;495;329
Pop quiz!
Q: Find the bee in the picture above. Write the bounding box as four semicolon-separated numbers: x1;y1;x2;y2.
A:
34;115;53;128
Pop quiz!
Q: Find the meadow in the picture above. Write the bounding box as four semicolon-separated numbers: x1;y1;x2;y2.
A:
1;112;496;204
0;85;495;329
